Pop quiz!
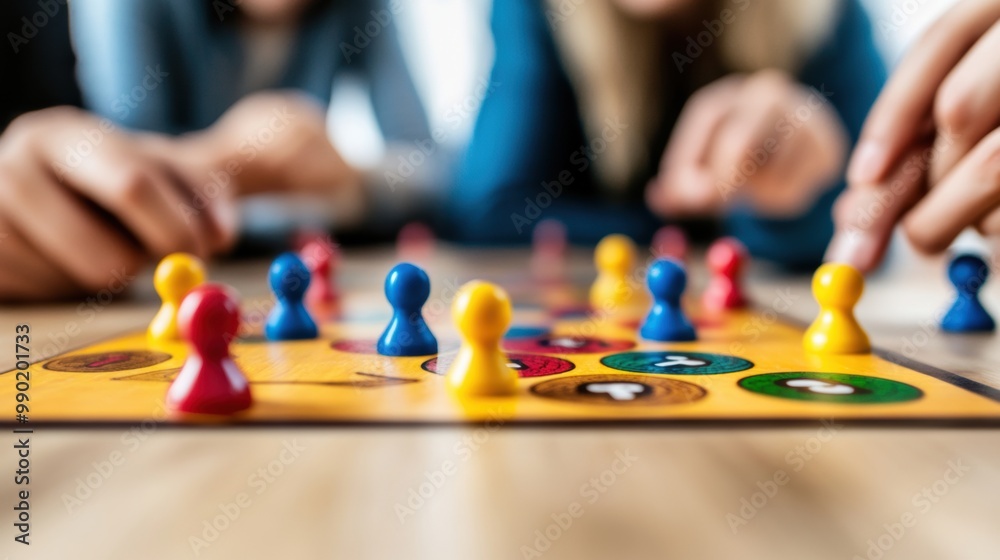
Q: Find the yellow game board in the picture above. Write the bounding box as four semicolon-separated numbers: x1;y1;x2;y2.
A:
4;295;999;426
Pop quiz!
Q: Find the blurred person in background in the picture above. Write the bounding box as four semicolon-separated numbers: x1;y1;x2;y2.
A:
0;0;438;301
452;0;886;269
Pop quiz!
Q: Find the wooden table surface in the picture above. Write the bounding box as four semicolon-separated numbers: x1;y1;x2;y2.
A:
1;244;998;560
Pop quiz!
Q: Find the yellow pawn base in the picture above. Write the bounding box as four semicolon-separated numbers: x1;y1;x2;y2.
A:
148;253;207;342
446;281;518;398
803;263;870;355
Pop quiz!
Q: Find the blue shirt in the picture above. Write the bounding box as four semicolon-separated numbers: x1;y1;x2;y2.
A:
70;0;429;141
451;0;886;269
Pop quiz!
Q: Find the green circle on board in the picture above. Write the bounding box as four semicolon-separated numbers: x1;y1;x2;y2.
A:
738;372;923;404
600;351;753;375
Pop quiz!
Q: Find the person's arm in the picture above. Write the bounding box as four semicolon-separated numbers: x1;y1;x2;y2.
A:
450;0;610;244
69;0;178;132
719;0;887;269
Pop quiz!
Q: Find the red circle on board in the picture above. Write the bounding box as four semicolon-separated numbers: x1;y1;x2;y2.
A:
422;353;575;378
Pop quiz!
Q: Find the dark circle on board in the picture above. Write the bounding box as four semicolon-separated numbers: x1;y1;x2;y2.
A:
43;351;172;373
738;372;924;404
332;339;459;355
601;351;753;375
422;353;574;378
531;374;707;406
503;336;635;354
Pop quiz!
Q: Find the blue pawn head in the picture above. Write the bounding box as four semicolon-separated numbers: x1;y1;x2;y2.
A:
949;254;988;295
647;258;687;303
269;253;311;301
385;263;430;312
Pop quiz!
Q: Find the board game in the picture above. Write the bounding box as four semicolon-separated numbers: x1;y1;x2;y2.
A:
4;259;1000;427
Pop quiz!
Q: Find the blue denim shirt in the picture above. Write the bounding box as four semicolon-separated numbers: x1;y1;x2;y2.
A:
452;0;887;269
70;0;429;141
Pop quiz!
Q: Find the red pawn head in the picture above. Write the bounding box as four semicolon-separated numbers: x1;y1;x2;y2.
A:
301;238;340;308
167;284;252;415
702;237;748;311
652;226;688;261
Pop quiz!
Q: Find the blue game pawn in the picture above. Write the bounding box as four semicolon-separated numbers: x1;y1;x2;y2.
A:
941;254;995;333
639;258;696;342
265;253;319;340
377;263;438;356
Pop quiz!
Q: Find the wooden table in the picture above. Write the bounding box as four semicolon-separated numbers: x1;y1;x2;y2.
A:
1;245;998;560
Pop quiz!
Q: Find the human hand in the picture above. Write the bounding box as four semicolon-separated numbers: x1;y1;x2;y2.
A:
828;0;1000;270
173;92;362;197
0;107;236;301
646;71;848;219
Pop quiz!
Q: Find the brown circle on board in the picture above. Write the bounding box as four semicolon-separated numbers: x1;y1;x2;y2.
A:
531;374;707;406
44;351;172;372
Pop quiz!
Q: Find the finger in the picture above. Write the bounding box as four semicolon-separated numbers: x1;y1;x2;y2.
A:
661;75;744;174
0;161;144;291
928;21;1000;184
825;143;932;271
847;1;1000;184
977;206;1000;235
651;77;742;216
62;154;208;259
705;72;793;179
903;128;1000;254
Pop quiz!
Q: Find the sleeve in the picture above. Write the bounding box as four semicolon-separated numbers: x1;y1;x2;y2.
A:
447;0;589;243
357;1;432;144
724;0;888;270
69;0;178;132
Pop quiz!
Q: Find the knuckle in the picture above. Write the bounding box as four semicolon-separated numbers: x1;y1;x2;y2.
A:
933;80;973;133
112;167;153;205
901;216;945;255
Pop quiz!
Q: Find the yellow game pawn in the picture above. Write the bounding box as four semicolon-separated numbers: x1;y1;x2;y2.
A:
589;234;648;315
803;263;870;354
446;281;518;398
148;253;207;342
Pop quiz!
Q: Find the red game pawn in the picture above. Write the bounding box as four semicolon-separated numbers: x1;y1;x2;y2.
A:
301;238;340;310
702;237;748;312
531;219;567;282
166;284;252;415
397;222;435;263
652;225;688;262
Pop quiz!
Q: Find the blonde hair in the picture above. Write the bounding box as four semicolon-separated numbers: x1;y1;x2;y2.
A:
545;0;840;189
